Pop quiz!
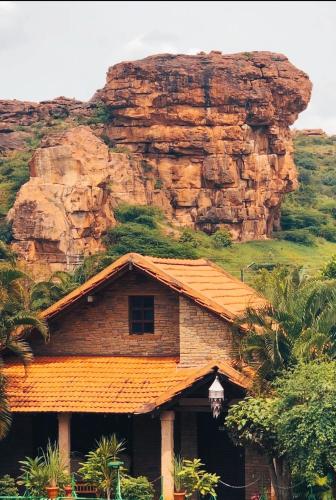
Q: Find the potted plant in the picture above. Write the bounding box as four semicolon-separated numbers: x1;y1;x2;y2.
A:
44;442;68;499
176;458;219;499
173;456;186;500
18;442;70;499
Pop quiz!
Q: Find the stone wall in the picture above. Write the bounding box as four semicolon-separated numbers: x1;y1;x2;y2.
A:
179;296;237;367
33;270;179;357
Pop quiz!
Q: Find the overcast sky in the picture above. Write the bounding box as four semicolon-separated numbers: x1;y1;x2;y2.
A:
1;1;336;133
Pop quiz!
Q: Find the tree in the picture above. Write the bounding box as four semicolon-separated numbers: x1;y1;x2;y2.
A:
0;244;48;439
225;396;292;500
226;362;336;499
276;362;336;493
30;271;79;311
239;268;336;385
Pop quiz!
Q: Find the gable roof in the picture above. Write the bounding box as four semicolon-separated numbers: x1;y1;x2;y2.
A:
41;253;266;322
4;356;251;414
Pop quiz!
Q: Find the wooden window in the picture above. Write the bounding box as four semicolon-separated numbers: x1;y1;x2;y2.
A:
129;296;154;334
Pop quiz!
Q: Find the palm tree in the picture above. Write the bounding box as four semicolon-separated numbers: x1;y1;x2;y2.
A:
30;271;79;311
0;244;48;439
239;267;336;385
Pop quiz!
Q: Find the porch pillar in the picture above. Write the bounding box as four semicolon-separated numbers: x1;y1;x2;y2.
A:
58;412;71;472
160;411;175;500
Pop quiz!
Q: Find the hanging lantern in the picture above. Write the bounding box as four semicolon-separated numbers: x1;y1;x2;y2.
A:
208;375;224;418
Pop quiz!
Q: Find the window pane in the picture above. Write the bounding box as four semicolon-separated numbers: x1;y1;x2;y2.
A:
132;322;143;334
132;296;143;308
143;322;154;333
143;296;154;308
144;309;154;321
132;309;142;321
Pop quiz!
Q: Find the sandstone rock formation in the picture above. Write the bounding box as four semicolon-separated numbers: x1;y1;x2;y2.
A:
6;51;312;272
8;126;149;274
98;51;311;239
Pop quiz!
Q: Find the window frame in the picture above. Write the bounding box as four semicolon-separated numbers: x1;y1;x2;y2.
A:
128;295;155;335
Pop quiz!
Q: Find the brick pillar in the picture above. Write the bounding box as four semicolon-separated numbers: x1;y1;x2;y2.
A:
180;412;197;459
161;411;175;500
58;413;71;472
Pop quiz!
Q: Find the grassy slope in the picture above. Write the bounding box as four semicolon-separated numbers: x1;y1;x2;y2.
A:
199;239;336;279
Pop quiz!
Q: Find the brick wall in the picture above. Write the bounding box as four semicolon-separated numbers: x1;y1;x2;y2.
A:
245;447;272;500
179;296;236;367
33;270;179;357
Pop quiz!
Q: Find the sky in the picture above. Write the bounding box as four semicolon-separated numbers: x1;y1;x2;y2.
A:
1;1;336;133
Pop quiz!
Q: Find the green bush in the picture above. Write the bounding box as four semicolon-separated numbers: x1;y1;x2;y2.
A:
104;223;197;259
179;229;200;248
0;221;13;243
322;255;336;279
310;225;336;242
0;475;18;496
274;229;316;246
121;476;154;500
114;205;161;225
294;151;318;170
281;206;326;231
211;228;232;248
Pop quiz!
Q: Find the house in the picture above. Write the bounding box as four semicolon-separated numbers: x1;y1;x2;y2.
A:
0;253;269;500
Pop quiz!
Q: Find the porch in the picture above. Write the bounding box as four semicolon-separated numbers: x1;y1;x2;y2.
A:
2;356;269;499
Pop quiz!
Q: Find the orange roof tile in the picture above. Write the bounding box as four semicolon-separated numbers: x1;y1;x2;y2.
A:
4;356;250;413
41;253;266;323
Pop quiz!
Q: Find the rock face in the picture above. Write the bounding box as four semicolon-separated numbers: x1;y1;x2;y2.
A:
8;126;148;274
99;51;311;238
6;51;312;272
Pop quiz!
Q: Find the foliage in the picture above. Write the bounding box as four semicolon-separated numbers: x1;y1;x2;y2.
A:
274;229;316;246
178;229;201;248
173;455;185;492
226;396;279;455
279;135;336;246
0;222;13;244
120;475;154;500
0;474;18;496
0;244;48;439
104;213;196;259
18;443;70;495
321;255;336;279
275;362;336;483
30;271;79;311
0;151;30;217
176;458;219;498
114;204;162;225
211;228;232;248
238;268;336;383
78;434;126;500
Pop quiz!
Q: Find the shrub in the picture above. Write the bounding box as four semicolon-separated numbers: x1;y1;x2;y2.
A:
211;228;232;248
104;223;197;259
310;225;336;242
179;229;200;248
274;229;316;246
322;255;336;279
18;442;70;495
121;476;154;500
0;475;18;496
281;206;326;230
294;151;318;170
114;205;161;225
0;221;13;243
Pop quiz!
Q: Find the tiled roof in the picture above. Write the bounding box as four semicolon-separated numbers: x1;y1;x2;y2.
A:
41;253;266;322
4;356;251;413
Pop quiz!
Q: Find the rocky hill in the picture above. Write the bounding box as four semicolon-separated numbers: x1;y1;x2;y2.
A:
0;51;311;273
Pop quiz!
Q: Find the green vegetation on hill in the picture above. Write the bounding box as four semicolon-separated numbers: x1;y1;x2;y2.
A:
279;135;336;244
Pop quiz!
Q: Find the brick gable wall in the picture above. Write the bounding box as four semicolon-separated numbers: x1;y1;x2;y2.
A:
33;270;179;356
